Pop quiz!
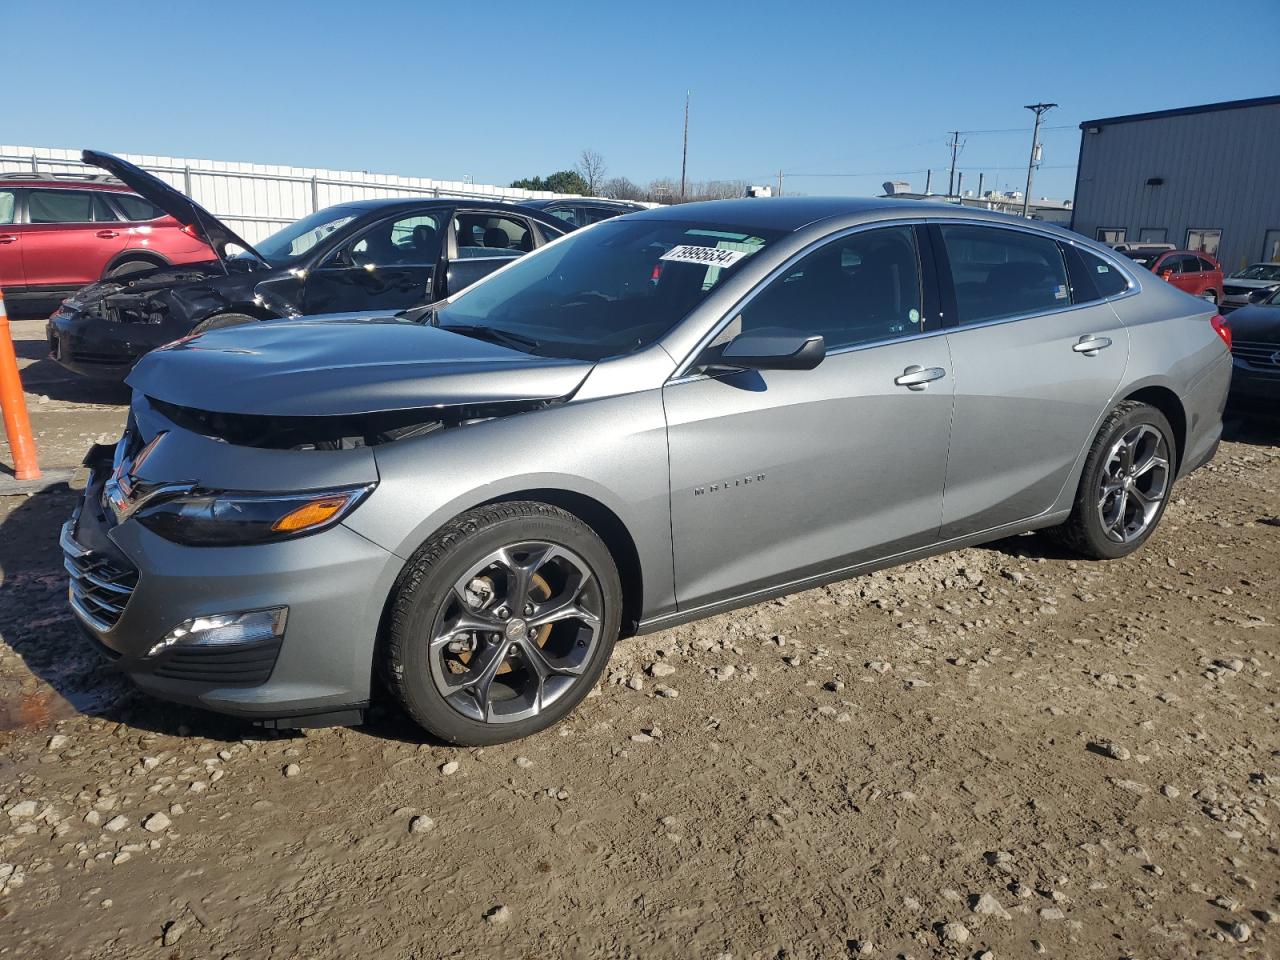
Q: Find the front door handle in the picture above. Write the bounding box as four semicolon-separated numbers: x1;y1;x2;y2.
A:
894;365;946;390
1072;335;1113;356
0;234;17;244
95;230;120;239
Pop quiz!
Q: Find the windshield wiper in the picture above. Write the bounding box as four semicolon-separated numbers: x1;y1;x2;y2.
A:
438;323;540;353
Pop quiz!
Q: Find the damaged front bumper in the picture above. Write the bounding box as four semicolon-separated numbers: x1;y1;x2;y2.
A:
64;434;405;726
47;305;177;380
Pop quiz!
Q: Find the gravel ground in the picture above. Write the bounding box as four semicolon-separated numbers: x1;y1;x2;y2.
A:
1;317;1278;959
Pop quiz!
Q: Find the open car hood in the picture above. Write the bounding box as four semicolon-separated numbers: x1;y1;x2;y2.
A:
82;150;266;265
126;315;595;417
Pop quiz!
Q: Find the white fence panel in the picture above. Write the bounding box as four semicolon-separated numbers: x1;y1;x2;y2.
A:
0;145;575;242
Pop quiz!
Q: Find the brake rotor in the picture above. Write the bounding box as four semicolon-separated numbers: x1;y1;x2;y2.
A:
454;571;554;675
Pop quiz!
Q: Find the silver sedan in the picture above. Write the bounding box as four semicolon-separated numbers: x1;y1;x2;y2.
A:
64;197;1231;744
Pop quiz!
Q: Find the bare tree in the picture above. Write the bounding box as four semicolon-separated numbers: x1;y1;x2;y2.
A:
576;149;607;196
602;176;642;201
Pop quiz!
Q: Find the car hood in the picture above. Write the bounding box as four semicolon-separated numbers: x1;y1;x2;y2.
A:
126;314;595;416
1225;305;1280;344
82;150;266;265
1225;277;1280;290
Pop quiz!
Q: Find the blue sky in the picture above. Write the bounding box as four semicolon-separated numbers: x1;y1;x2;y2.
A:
7;0;1278;199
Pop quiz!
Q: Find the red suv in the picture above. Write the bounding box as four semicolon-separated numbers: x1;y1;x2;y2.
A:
0;173;214;316
1115;244;1224;305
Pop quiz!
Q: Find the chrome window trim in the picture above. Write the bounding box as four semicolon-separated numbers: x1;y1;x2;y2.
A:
668;216;1141;384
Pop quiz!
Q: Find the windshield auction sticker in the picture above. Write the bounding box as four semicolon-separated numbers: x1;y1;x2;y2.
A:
660;245;753;268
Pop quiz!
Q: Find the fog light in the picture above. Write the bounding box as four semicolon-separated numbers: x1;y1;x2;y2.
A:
147;607;288;658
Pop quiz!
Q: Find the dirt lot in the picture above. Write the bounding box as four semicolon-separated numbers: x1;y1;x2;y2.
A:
2;316;1278;959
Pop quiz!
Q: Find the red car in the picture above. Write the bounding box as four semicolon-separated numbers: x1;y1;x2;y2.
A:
1115;244;1224;305
0;172;214;316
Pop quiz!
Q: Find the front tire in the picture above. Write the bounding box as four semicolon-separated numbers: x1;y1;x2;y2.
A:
1052;400;1175;560
385;501;621;745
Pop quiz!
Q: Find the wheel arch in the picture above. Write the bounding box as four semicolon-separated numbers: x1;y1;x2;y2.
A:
101;249;170;278
477;488;644;637
1119;384;1187;473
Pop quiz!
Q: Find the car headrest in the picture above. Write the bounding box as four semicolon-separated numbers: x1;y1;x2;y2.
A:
412;224;438;251
483;227;511;249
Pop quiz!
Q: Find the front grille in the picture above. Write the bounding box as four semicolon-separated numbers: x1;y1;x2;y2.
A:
70;350;131;366
1232;340;1280;370
152;640;282;686
61;525;137;632
1224;285;1250;296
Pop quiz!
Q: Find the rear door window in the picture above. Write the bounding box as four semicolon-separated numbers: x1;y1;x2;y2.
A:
547;206;579;228
939;225;1070;325
0;190;14;225
26;189;117;223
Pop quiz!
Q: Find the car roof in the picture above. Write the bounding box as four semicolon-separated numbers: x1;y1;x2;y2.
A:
523;197;642;209
0;175;133;192
622;196;997;232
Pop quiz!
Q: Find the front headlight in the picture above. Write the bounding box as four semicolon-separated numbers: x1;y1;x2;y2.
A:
134;484;374;546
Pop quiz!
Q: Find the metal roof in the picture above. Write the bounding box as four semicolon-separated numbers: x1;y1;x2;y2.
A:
1080;94;1280;129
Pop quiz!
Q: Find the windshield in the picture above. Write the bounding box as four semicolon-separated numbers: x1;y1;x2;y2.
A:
1232;263;1280;281
436;219;781;361
250;206;361;264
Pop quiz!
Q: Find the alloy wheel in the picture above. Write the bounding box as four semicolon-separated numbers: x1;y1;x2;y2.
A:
427;541;603;724
1096;424;1170;543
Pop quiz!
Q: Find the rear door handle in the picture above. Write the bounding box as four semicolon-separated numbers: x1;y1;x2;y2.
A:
95;230;120;239
1072;335;1113;356
0;234;17;244
894;365;946;390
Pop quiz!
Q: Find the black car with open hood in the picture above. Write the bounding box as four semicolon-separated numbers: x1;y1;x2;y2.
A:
46;151;567;380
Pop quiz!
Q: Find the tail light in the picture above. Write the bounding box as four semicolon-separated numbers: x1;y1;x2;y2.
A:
1211;314;1231;351
181;223;203;240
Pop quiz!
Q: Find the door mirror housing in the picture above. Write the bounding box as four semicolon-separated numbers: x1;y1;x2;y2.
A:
702;329;826;372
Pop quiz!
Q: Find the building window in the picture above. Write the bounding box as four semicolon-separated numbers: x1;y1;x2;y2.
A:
1138;227;1167;243
1185;228;1222;257
1096;227;1126;244
1263;230;1280;264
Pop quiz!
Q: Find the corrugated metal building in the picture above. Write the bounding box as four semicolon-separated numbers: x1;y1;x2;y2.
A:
1071;95;1280;272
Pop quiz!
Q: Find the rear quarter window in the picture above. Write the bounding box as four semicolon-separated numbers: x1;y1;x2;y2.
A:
1074;247;1131;298
112;194;165;221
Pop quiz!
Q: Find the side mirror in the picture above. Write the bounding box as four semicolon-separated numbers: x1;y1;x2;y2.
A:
703;329;826;372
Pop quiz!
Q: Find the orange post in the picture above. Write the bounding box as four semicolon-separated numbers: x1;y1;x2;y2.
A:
0;290;41;480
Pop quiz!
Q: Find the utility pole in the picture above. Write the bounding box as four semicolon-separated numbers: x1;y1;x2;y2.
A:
924;169;932;195
976;172;984;201
947;131;963;197
776;169;783;197
1021;102;1057;217
680;91;690;201
957;171;964;199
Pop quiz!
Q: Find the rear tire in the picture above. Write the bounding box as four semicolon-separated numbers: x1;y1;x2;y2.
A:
385;501;621;745
1051;400;1176;560
105;258;161;279
190;312;257;335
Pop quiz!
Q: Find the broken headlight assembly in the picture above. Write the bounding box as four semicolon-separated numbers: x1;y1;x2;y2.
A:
133;484;375;546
